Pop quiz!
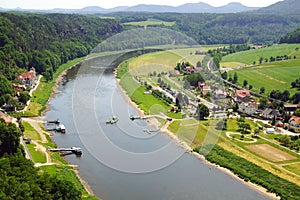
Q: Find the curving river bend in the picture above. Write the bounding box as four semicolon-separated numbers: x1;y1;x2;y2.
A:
45;55;271;200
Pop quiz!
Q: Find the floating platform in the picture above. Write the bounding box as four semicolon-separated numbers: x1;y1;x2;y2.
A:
106;116;118;124
46;119;60;124
48;147;82;156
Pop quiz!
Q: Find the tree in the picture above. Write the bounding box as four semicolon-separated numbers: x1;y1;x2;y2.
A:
249;85;253;90
233;72;238;84
243;80;248;88
196;61;202;68
0;119;22;156
183;95;189;105
221;71;228;80
292;92;300;104
238;122;251;134
279;135;292;147
259;57;263;64
260;86;265;94
196;103;209;120
295;109;300;117
18;92;30;104
183;79;190;89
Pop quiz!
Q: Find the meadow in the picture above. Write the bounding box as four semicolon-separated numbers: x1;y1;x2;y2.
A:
123;19;176;27
221;43;300;67
228;60;300;95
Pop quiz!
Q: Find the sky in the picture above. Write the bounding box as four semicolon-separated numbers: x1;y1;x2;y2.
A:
0;0;282;10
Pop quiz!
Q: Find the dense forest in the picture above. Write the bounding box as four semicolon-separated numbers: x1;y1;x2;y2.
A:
0;119;82;199
110;12;300;45
0;12;122;109
280;27;300;43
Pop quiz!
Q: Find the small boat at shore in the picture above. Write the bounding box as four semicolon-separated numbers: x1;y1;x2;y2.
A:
106;116;119;124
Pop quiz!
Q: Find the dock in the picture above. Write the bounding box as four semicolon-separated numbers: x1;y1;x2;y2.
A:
46;124;66;133
48;147;82;156
46;119;60;124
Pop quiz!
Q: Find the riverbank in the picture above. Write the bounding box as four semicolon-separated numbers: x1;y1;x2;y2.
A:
114;63;279;200
23;56;98;199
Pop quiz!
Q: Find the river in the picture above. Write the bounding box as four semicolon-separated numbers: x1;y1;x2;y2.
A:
45;55;271;200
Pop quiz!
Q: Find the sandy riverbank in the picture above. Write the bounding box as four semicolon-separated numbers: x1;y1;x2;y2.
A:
114;69;279;200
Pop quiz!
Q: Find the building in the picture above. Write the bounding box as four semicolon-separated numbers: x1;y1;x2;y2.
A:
236;90;251;102
213;89;227;99
238;102;258;115
17;67;36;88
12;83;27;92
284;104;300;113
261;108;279;120
0;111;12;124
288;115;300;133
202;85;212;95
266;128;275;134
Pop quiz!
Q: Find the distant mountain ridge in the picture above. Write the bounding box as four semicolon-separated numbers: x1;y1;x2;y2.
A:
1;2;259;14
254;0;300;15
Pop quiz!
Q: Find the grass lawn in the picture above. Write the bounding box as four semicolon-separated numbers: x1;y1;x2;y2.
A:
221;62;246;68
26;144;47;163
283;164;300;176
228;60;300;95
23;122;41;140
123;19;175;27
221;43;300;66
168;119;217;148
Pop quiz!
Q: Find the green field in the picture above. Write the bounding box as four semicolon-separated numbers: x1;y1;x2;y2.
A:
26;144;47;163
123;19;175;27
221;44;300;66
228;60;300;95
23;122;41;140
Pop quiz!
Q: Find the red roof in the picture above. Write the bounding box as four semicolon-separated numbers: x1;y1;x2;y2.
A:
236;90;250;99
0;112;12;124
198;82;206;87
289;115;300;125
17;70;35;81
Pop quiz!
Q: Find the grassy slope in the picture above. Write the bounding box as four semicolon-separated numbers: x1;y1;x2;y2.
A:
228;59;300;95
221;44;300;65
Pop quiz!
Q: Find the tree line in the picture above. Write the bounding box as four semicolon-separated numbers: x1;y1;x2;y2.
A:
0;119;82;199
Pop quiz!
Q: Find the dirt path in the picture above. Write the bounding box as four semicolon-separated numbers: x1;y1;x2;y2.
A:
22;117;48;143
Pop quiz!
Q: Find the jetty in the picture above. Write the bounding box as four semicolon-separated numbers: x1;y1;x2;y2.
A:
130;115;149;121
46;124;66;133
48;147;82;156
46;119;60;124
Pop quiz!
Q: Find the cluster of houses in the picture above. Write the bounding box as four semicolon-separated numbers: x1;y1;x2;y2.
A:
234;89;300;133
15;67;37;91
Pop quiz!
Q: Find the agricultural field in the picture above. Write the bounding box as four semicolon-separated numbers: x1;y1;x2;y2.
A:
246;144;297;162
228;60;300;95
123;19;176;27
221;43;300;67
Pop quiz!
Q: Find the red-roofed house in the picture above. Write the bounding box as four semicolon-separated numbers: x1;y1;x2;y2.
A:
202;85;212;95
288;115;300;133
17;67;36;88
236;90;251;102
12;83;27;92
0;111;12;124
198;82;206;89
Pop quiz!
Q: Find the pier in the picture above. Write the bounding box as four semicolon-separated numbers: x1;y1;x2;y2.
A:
48;147;82;156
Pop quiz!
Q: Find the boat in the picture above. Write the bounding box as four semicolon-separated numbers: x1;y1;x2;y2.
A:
106;116;119;124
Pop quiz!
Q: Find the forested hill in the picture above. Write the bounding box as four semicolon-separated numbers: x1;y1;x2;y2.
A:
115;12;300;45
280;28;300;43
0;13;122;81
253;0;300;15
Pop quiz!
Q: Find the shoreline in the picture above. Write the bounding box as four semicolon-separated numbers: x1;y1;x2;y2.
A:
38;58;96;197
114;69;279;200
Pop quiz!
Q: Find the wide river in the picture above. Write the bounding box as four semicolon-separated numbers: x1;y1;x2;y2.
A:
45;55;271;200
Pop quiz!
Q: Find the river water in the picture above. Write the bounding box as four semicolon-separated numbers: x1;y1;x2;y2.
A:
45;55;271;200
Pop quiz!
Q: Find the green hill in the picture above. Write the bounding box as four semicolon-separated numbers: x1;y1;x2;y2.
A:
254;0;300;15
280;28;300;44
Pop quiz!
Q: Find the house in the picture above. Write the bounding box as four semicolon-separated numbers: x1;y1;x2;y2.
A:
284;104;299;113
288;115;300;133
0;111;12;124
185;66;195;74
239;102;258;115
266;128;275;134
195;50;205;55
202;85;212;95
17;67;36;88
213;89;227;99
12;83;27;92
236;90;251;102
261;108;279;120
198;82;206;89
